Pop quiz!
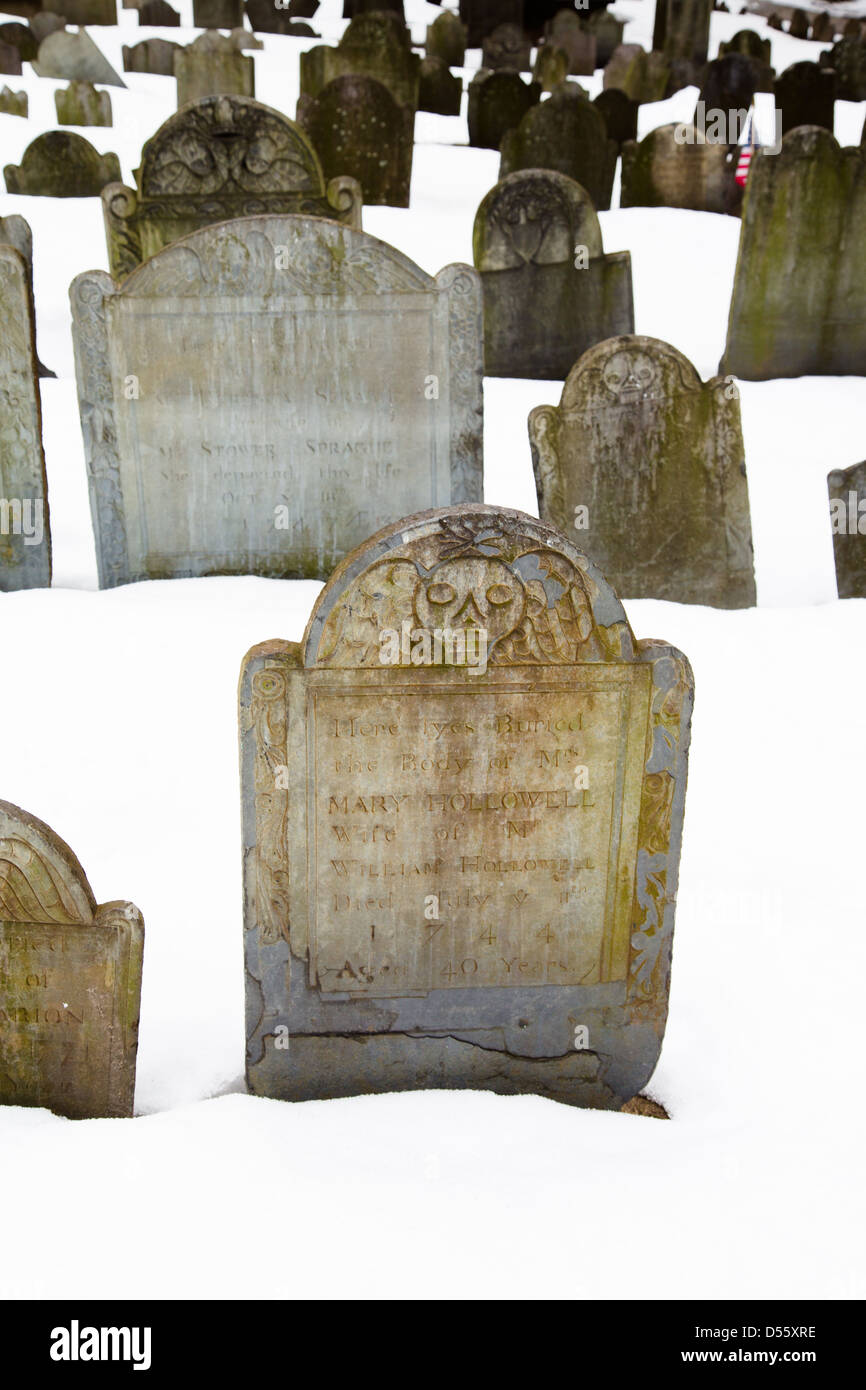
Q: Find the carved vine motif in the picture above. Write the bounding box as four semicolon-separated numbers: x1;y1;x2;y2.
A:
0;837;88;924
488;177;574;267
250;666;291;946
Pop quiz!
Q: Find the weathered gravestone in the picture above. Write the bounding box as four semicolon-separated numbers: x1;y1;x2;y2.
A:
652;0;712;65
603;43;670;103
499;84;618;212
718;27;771;63
419;57;462;116
245;0;315;32
5;131;121;196
123;38;181;74
193;0;243;26
298;75;413;207
810;14;833;44
71;214;483;587
542;10;596;77
460;0;522;48
467;69;540;150
721;129;866;379
175;31;255;105
584;9;625;68
33;28;126;86
0;215;55;379
482;22;532;71
0;23;37;62
474;168;633;378
43;0;117;21
240;503;693;1109
55;80;113;126
0;40;22;74
426;10;467;67
593;87;638;148
0;801;143;1119
697;52;774;115
102;95;362;279
621;123;742;216
300;13;420;112
788;9;808;40
138;0;180;22
533;42;569;92
0;85;27;117
529;335;756;606
228;26;264;50
828;461;866;598
0;243;50;590
819;38;866;102
29;14;67;43
775;61;835;135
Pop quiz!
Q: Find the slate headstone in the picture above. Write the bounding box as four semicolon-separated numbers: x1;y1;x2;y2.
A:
419;57;462;115
621;123;742;215
123;37;180;74
788;9;808;40
4;131;121;196
55;80;113;125
174;30;255;104
819;37;866;102
300;12;420;112
652;0;712;65
809;13;832;44
828;460;866;598
775;61;835;135
192;0;243;26
697;52;774;115
138;0;180;22
593;86;638;148
499;83;618;212
467;69;541;150
298;74;414;207
0;243;50;590
426;9;466;67
33;28;126;87
482;22;532;72
460;0;522;48
543;10;597;76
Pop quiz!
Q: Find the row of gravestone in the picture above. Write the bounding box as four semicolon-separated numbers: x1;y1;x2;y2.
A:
0;500;694;1116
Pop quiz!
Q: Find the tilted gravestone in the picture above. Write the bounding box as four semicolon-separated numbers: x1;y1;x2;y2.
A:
718;28;771;63
0;244;50;590
33;28;126;86
300;13;420;112
0;215;55;379
473;169;633;379
138;0;180;22
43;0;117;21
0;85;27;117
0;23;37;62
603;43;670;104
775;61;835;135
828;461;866;598
529;335;756;607
240;503;693;1110
482;22;532;72
123;38;181;75
419;57;462;116
193;0;243;26
0;801;143;1119
499;84;618;212
102;95;362;280
4;131;121;196
55;80;113;126
298;75;414;208
467;69;540;151
0;40;22;74
721;129;866;379
29;14;67;43
70;214;483;587
426;10;467;67
460;0;522;48
652;0;712;65
175;33;255;106
584;9;625;68
533;42;570;93
621;123;743;216
542;10;596;76
593;87;638;148
697;52;774;114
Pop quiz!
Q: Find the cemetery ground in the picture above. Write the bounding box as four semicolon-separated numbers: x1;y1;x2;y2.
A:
1;0;865;1299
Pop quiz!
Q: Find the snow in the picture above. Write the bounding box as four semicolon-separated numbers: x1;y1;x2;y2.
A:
1;0;865;1300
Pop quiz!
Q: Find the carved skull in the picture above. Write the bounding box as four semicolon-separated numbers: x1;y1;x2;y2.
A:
414;557;526;646
601;348;660;402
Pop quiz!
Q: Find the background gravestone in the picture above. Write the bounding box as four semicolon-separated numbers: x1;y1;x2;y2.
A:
298;74;413;207
138;0;180;22
584;9;625;68
0;215;55;378
718;27;771;63
102;94;362;279
33;28;126;86
0;800;143;1119
55;80;113;126
192;0;243;26
4;131;121;195
529;334;756;607
240;503;693;1110
697;52;774;114
123;38;180;75
0;243;50;590
174;31;255;105
0;85;27;116
300;12;420;112
0;23;37;62
603;43;670;103
621;123;742;216
467;69;540;150
652;0;712;65
788;9;807;40
474;168;633;378
810;14;833;44
43;0;117;21
828;460;866;598
419;57;462;116
426;10;466;67
721;129;866;379
460;0;522;48
0;39;22;74
30;14;67;43
775;61;835;135
542;10;596;76
71;214;483;587
499;83;618;212
533;42;569;92
593;87;638;148
245;0;315;33
819;38;866;102
481;22;532;72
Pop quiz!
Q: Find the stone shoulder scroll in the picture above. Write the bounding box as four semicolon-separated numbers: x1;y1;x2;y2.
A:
239;504;693;1110
0;800;144;1119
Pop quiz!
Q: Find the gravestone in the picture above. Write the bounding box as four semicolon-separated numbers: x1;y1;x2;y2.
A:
603;44;670;104
529;335;756;606
419;57;462;116
767;12;783;30
775;61;835;135
482;22;532;71
474;169;633;379
30;14;68;43
43;0;117;21
828;461;866;598
584;9;625;68
721;129;866;379
0;244;50;590
460;0;522;48
533;43;569;92
123;38;180;74
0;85;27;117
593;87;638;148
102;95;362;279
240;503;693;1109
0;215;55;378
33;28;126;86
71;214;483;587
298;75;414;207
810;13;832;44
55;80;113;126
697;53;774;114
175;31;255;105
193;0;243;26
139;0;180;22
467;69;540;150
788;9;807;40
0;23;37;61
0;40;22;74
499;83;618;212
819;38;866;102
426;10;466;67
300;13;420;112
228;26;263;50
621;123;742;216
0;800;143;1119
718;27;771;63
4;132;121;196
543;10;596;76
245;0;314;32
652;0;712;65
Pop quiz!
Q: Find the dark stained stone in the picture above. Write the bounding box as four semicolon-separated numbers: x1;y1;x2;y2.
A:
652;0;712;64
775;61;835;136
459;0;522;48
4;131;121;196
0;40;22;74
300;12;420;112
297;73;414;207
467;68;540;150
0;23;37;61
123;38;181;74
419;56;462;115
481;22;532;72
819;37;866;102
499;83;618;212
592;86;637;148
718;27;771;63
192;0;243;26
426;10;467;67
138;0;181;23
697;52;774;115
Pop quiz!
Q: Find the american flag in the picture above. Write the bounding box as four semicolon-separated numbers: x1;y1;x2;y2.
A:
735;111;758;188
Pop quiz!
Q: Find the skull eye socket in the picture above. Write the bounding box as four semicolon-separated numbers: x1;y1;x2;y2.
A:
427;582;456;605
486;584;513;606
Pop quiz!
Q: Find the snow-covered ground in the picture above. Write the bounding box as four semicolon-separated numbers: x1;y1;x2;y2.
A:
1;0;864;1300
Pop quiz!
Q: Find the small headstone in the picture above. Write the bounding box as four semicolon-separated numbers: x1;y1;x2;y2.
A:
298;74;413;207
0;85;27;117
474;168;634;378
533;43;570;93
809;14;833;44
138;0;180;23
467;69;541;151
240;503;693;1110
55;80;113;126
788;9;808;40
697;52;774;115
543;11;597;77
29;13;68;42
4;131;121;196
621;123;742;216
42;0;118;23
481;22;531;72
0;242;50;590
426;10;466;67
652;0;712;66
529;334;756;606
33;28;127;87
0;23;37;62
301;12;420;112
819;38;866;103
192;0;243;27
718;28;771;63
0;800;143;1119
767;13;784;31
499;83;618;213
775;61;835;135
174;31;255;105
828;461;866;598
419;57;462;116
123;38;181;75
102;93;362;279
71;214;483;587
593;87;638;148
584;9;625;68
721;129;866;379
603;43;670;104
0;214;55;379
460;0;522;49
